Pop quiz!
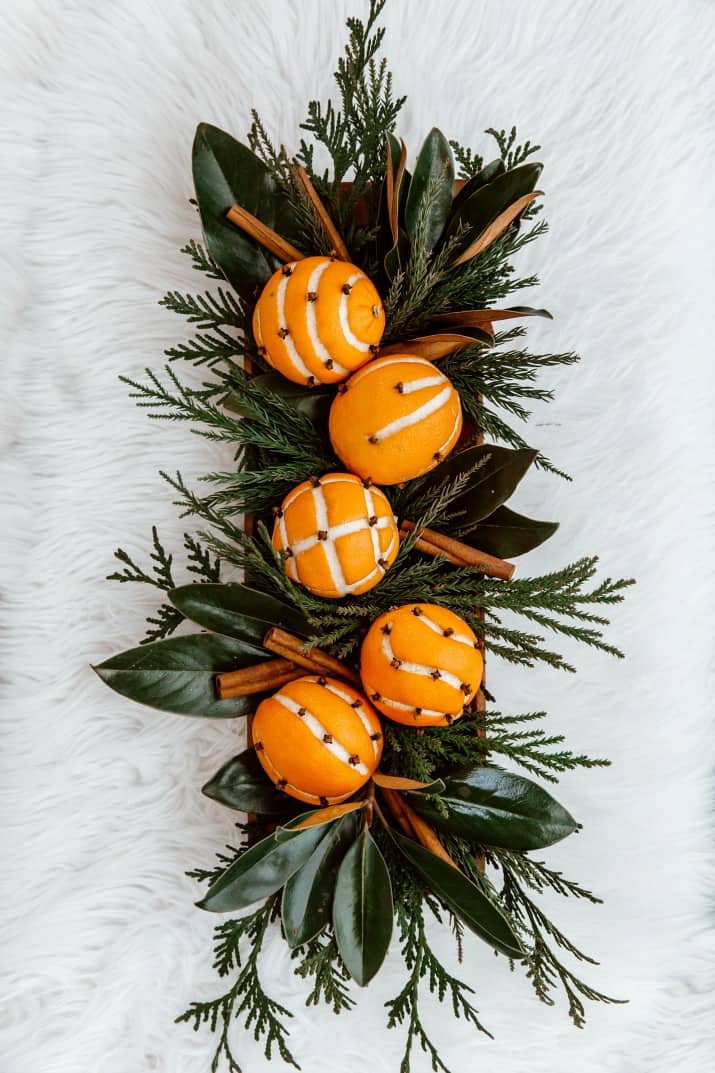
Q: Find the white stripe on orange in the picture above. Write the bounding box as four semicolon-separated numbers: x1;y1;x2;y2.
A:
370;386;453;444
362;684;446;720
399;375;446;394
346;354;436;389
305;261;349;374
258;745;344;804
381;632;463;692
338;272;371;353
415;612;474;648
277;272;313;381
320;681;381;759
274;693;369;775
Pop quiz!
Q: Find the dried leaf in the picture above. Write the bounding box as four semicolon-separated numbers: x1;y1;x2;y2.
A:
452;191;542;267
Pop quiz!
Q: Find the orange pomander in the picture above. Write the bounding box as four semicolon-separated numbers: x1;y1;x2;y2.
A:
252;256;385;386
360;603;483;727
272;473;399;599
328;354;463;485
252;676;383;805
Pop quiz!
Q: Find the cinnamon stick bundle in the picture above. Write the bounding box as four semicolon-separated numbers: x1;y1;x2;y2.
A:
263;627;361;686
400;520;515;581
216;657;302;699
225;203;304;264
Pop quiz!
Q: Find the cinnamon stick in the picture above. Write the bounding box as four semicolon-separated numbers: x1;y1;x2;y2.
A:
216;657;302;699
262;627;361;686
294;166;351;261
225;203;304;264
400;520;515;581
382;789;459;870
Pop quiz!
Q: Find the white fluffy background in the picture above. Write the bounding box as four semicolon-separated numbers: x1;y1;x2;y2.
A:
2;1;714;1071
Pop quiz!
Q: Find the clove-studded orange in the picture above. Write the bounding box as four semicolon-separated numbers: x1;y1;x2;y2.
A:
359;603;483;727
272;473;399;599
252;256;385;385
328;353;463;484
252;676;383;805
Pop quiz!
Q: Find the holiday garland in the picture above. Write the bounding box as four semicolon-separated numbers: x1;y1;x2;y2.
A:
95;3;635;1071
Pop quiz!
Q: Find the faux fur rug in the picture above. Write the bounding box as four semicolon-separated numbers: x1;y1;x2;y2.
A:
2;1;714;1071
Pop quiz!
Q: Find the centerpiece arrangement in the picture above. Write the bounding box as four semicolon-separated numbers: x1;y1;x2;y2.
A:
94;3;634;1070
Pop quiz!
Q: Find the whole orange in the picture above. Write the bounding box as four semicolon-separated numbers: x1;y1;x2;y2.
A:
252;256;384;385
252;676;383;805
360;603;483;727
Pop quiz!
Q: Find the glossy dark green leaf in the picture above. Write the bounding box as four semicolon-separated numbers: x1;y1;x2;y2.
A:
93;632;267;718
445;162;543;252
450;159;506;217
169;583;310;646
408;765;579;850
465;505;558;558
192;123;302;303
282;811;361;947
224;374;334;422
198;818;329;913
333;828;393;985
202;747;298;815
423;444;537;529
391;831;524;959
404;128;455;254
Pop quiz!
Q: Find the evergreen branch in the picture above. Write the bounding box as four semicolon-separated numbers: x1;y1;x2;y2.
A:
107;527;183;643
494;852;626;1026
181;239;224;280
293;933;355;1014
176;896;299;1072
385;873;492;1073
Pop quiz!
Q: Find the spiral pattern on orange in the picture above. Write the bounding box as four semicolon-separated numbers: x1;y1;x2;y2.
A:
272;473;399;599
252;256;385;386
328;354;463;484
359;603;483;727
252;676;383;805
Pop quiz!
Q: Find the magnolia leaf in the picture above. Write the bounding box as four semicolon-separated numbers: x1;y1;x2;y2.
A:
93;633;267;718
453;191;542;267
450;158;506;216
409;765;579;851
275;800;366;839
385;133;407;245
373;773;445;793
192;123;302;302
198;819;330;913
333;828;393;986
425;444;537;529
282;811;361;947
391;831;524;959
465;504;559;558
445;161;543;254
380;331;492;361
433;306;552;327
169;583;310;646
202;747;298;815
405;128;455;254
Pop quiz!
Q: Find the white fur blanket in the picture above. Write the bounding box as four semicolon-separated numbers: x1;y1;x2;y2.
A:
2;1;714;1071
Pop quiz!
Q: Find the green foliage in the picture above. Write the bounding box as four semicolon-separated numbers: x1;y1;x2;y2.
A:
493;851;626;1027
296;0;406;247
177;896;299;1072
385;875;492;1073
107;527;219;643
98;2;637;1068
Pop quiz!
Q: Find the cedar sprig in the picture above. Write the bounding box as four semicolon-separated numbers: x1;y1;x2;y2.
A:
292;933;355;1014
176;895;299;1072
107;527;219;644
493;852;626;1026
180;238;224;280
449;127;541;179
384;862;492;1073
296;0;405;248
